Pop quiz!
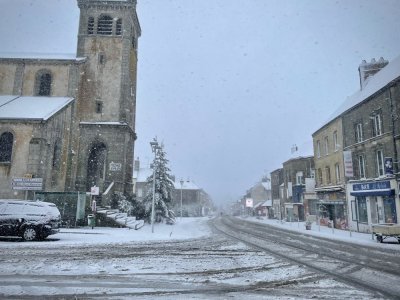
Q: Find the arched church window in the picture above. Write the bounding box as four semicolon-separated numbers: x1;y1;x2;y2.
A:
87;16;95;35
97;15;113;35
52;139;62;169
0;132;13;163
116;19;122;35
35;70;52;96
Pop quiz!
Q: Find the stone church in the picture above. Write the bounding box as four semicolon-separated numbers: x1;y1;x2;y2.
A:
0;0;141;202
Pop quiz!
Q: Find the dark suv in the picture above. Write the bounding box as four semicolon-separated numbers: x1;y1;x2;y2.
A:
0;200;61;241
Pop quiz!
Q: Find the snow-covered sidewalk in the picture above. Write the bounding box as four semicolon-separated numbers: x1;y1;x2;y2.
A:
0;217;212;248
241;216;400;251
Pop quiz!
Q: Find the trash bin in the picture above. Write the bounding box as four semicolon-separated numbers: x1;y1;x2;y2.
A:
88;214;95;229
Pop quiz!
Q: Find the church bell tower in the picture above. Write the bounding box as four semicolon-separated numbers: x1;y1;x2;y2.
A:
74;0;141;197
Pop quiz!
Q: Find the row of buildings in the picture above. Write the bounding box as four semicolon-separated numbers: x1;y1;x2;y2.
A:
132;159;213;217
236;55;400;233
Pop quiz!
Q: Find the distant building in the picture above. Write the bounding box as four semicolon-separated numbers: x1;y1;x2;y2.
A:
312;115;346;229
282;156;315;222
132;159;152;202
270;168;284;219
171;179;213;217
0;0;141;204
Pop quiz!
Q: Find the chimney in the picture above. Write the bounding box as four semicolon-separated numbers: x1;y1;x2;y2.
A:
134;157;140;171
358;57;388;90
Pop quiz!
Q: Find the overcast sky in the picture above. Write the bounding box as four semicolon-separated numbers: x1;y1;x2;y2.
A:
1;0;400;205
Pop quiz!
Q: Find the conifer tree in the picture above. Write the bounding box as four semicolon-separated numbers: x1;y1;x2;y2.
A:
143;143;174;222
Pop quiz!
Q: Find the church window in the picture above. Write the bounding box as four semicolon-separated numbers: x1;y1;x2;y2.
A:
97;15;113;35
52;139;62;169
98;53;105;65
87;16;95;35
28;139;42;176
116;19;122;35
95;101;103;114
35;70;52;96
0;132;13;163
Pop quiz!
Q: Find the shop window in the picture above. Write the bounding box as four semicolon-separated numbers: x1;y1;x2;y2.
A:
357;197;368;223
383;197;397;223
0;132;13;163
308;199;318;215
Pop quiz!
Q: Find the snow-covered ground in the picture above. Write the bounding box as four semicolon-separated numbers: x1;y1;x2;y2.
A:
0;217;212;248
0;216;385;298
242;216;400;251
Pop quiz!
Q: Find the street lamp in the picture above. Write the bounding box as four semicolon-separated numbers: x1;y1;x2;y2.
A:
180;179;184;219
150;138;160;233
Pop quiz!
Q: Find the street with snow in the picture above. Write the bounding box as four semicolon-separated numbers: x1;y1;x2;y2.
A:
0;216;399;299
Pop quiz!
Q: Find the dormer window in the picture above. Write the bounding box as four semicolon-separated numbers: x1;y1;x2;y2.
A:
98;15;113;35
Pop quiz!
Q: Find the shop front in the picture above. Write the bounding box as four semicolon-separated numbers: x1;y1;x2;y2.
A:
315;186;347;229
346;179;399;233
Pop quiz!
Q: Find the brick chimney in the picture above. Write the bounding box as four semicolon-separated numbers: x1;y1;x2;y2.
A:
358;57;388;90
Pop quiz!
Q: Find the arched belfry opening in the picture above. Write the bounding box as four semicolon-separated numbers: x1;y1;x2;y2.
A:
86;142;107;191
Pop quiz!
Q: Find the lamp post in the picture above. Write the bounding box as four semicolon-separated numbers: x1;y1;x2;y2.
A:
150;138;160;233
180;179;184;219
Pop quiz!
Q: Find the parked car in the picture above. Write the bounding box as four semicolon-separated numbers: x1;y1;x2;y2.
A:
0;200;61;241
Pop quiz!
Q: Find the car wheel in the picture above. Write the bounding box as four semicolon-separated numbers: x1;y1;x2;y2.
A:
23;227;37;241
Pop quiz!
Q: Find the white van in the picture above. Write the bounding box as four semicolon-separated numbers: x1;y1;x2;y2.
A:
0;200;61;241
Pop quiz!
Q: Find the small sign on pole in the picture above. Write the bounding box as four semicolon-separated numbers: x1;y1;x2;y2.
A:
90;186;99;196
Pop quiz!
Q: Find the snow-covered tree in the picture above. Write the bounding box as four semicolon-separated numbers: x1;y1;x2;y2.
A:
114;192;133;216
143;142;175;222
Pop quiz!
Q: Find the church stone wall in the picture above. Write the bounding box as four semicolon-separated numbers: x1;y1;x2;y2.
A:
0;63;17;94
22;64;71;97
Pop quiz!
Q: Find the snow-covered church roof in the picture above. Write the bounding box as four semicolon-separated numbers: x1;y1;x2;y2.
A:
0;95;74;121
0;52;85;62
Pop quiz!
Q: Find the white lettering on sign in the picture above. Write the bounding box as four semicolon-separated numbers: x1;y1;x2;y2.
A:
109;162;122;171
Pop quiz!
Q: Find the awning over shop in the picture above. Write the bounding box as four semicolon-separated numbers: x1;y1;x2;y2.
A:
315;185;344;192
350;189;395;197
319;200;345;205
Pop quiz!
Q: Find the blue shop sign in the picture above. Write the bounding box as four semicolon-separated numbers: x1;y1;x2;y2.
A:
351;180;394;197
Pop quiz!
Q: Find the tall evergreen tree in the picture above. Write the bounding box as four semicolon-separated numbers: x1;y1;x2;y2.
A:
143;143;175;222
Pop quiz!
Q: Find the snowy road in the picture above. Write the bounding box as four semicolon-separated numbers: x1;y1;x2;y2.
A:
214;216;400;299
0;217;395;299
